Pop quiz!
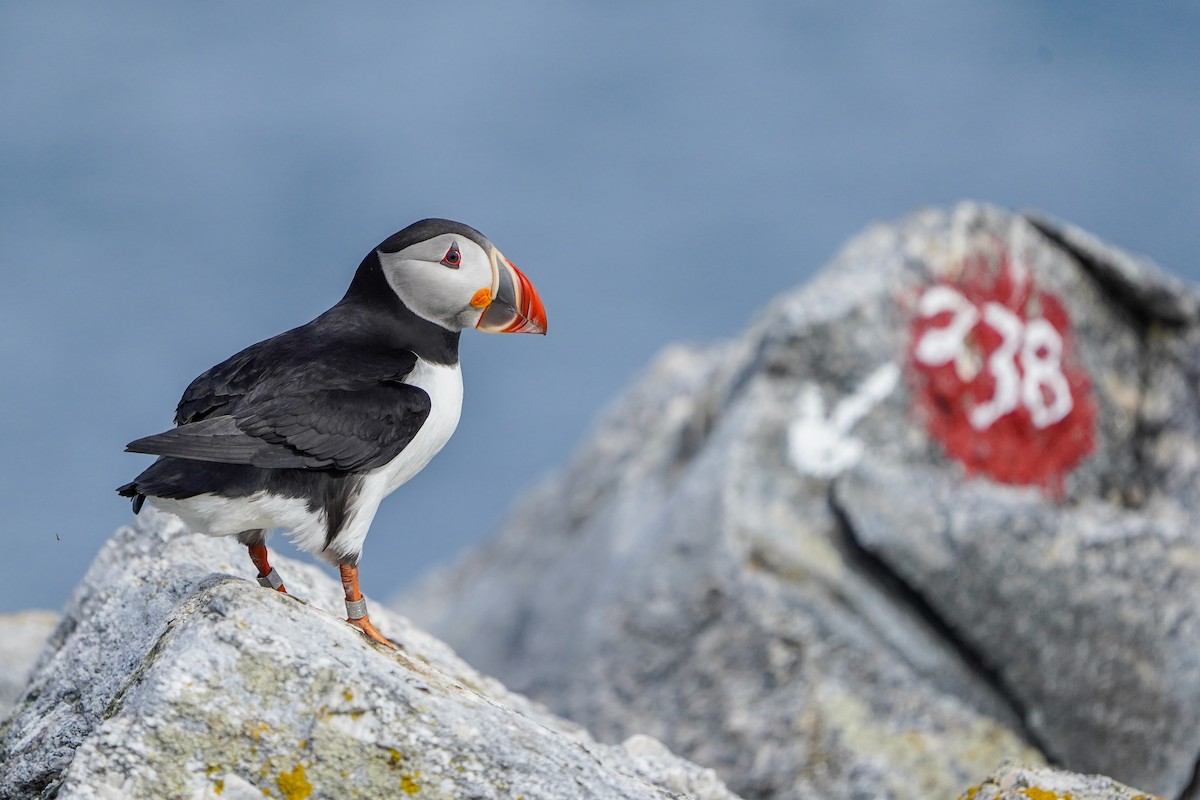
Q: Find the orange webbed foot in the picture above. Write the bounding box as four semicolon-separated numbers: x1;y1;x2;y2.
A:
346;614;398;649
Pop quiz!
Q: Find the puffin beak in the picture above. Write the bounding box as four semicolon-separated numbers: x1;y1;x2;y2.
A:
476;249;548;334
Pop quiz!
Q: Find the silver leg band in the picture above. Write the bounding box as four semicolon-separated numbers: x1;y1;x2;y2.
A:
345;597;369;619
257;568;284;590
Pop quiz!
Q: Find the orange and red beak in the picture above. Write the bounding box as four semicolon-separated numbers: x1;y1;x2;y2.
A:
476;248;547;335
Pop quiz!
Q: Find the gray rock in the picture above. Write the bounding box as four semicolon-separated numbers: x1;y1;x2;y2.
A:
399;203;1200;799
1026;210;1200;325
0;508;741;800
960;763;1162;800
0;610;58;721
834;463;1200;793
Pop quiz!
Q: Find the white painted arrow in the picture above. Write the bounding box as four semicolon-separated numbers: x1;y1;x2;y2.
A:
787;363;900;479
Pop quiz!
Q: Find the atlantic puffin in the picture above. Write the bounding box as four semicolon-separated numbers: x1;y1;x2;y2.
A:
118;219;546;647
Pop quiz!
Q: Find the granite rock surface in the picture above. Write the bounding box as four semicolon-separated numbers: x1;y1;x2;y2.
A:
400;203;1200;799
0;508;740;800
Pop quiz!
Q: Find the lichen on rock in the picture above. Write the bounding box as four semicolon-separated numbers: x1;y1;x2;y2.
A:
960;764;1163;800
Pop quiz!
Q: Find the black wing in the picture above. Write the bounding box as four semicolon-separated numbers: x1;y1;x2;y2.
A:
127;380;431;472
173;330;322;425
132;334;431;472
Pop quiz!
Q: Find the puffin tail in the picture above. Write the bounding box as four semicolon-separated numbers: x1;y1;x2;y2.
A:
116;481;146;514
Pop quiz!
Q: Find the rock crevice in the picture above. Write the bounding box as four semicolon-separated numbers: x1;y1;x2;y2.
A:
825;487;1046;755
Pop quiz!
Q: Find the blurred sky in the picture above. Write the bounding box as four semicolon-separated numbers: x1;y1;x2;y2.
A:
1;3;1197;612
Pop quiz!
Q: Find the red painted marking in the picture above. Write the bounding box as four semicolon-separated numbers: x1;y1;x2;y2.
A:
907;249;1095;493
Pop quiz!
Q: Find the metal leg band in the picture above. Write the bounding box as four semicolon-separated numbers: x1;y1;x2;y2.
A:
345;597;369;619
257;568;284;590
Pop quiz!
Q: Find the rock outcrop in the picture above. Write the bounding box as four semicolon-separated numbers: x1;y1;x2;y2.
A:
399;203;1200;799
0;509;740;800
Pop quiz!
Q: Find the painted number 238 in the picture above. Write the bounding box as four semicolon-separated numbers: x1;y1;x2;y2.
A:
915;286;1073;431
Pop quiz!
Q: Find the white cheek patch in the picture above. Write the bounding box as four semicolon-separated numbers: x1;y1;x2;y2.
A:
380;252;458;330
378;243;493;332
454;305;488;330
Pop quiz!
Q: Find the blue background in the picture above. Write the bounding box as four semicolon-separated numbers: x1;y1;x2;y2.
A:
2;3;1197;611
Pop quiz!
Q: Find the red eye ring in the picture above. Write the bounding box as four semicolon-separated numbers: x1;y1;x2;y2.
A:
441;243;461;268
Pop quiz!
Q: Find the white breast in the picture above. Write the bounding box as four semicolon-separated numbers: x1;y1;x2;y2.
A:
382;358;464;493
323;357;464;561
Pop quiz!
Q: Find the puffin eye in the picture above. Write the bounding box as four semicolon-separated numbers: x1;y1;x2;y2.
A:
440;243;462;269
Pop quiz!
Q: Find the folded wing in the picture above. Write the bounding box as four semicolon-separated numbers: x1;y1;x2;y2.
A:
129;377;432;473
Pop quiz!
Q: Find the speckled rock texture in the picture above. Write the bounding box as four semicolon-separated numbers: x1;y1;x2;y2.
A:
0;610;58;720
0;509;741;800
960;763;1162;800
400;203;1200;799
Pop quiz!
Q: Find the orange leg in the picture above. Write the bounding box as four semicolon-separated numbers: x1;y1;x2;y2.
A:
339;563;396;649
247;543;288;594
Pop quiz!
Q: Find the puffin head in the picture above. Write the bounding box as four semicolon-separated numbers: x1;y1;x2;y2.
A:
375;219;547;335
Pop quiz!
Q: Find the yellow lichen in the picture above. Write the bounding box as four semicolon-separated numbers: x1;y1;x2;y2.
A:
249;721;271;741
343;688;354;702
400;772;421;795
214;779;224;795
278;764;313;800
1021;789;1071;800
388;749;404;767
